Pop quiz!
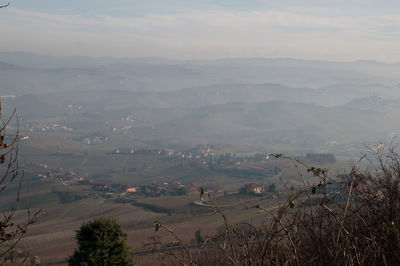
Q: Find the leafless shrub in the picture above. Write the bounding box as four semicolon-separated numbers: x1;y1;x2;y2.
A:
0;101;40;265
154;147;400;265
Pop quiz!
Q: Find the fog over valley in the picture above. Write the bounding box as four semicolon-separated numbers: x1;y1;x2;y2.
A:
2;2;400;265
2;52;400;156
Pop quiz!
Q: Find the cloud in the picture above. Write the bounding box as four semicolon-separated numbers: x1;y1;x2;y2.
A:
1;6;400;62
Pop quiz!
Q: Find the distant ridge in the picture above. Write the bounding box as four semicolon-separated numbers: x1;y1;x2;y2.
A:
1;51;399;68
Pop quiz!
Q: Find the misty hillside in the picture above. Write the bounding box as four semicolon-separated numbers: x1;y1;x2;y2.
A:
2;52;400;155
133;98;400;150
2;52;400;95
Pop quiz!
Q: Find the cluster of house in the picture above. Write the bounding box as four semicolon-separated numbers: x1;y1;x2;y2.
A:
138;145;268;168
36;162;282;199
239;183;266;195
109;145;285;172
90;180;197;197
239;183;278;197
81;135;109;145
91;182;138;194
165;144;282;168
27;123;73;133
111;124;133;135
121;115;135;123
37;169;84;182
108;115;136;135
36;165;198;198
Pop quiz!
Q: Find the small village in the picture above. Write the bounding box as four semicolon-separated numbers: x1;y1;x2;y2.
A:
26;123;74;133
33;143;337;202
35;165;273;199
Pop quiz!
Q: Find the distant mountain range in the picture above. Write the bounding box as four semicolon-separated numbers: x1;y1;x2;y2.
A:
2;52;400;155
1;52;400;95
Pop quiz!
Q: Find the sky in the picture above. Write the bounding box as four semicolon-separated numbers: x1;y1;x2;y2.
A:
1;0;400;62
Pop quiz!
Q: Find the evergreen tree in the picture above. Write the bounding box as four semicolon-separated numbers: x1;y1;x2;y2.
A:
68;217;134;266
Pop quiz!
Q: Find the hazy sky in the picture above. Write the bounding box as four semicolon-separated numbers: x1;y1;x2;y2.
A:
1;0;400;62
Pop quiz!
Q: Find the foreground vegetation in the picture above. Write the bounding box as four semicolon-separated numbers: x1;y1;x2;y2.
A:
68;217;134;266
154;147;400;265
0;102;41;265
